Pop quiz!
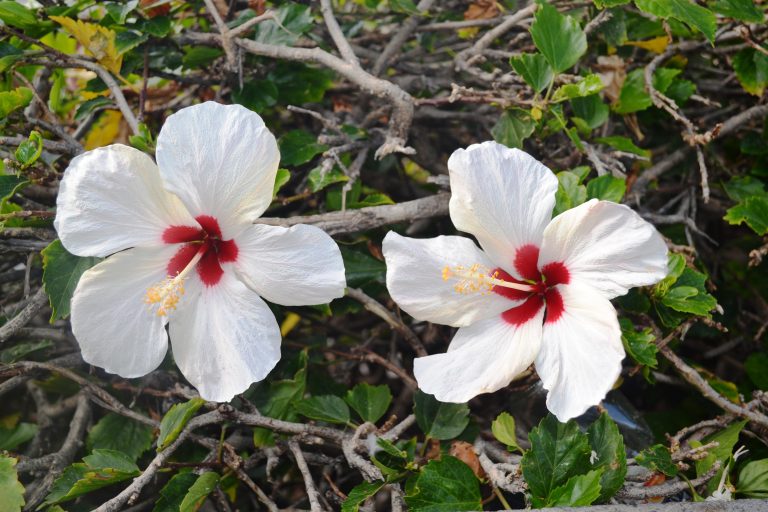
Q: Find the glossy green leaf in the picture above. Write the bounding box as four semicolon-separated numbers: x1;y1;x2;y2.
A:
738;459;768;498
405;456;482;512
0;339;53;364
308;166;348;192
552;74;604;102
586;175;626;202
341;247;386;287
571;94;609;129
546;468;604;507
635;444;678;476
595;136;651;158
341;480;386;512
414;391;470;440
733;48;768;97
531;2;587;73
345;383;392;423
44;450;140;505
0;87;33;119
279;130;328;167
273;168;291;197
14;131;43;169
0;456;24;512
0;175;26;204
153;472;198;512
0;423;37;451
253;3;313;46
709;0;764;22
553;171;587;216
693;420;747;494
620;318;658;367
41;240;101;322
157;398;206;451
492;109;536;149
295;395;350;424
510;53;553;93
634;0;716;42
491;412;521;452
725;196;768;234
87;413;154;462
179;472;220;512
587;413;627;501
252;352;308;446
521;414;592;508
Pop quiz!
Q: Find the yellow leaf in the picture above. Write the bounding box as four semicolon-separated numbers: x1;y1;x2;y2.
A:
50;16;123;74
625;36;670;54
280;312;301;337
85;110;122;150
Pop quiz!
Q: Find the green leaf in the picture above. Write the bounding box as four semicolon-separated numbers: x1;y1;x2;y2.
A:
295;395;350;424
0;456;24;512
0;87;33;119
553;171;587;216
552;74;604;102
414;391;470;440
87;413;154;462
613;68;651;114
179;472;220;512
595;135;651;158
138;15;172;37
694;420;747;494
724;176;766;202
620;318;658;367
491;412;521;452
725;195;768;234
41;240;100;322
15;131;43;169
390;0;421;15
733;48;768;97
0;1;52;34
153;472;198;512
253;3;313;46
0;339;53;364
0;175;26;204
594;0;631;7
745;353;768;390
279;130;328;167
571;94;609;129
345;383;392;424
105;1;138;24
587;413;627;501
492;109;536;149
308;166;349;193
252;352;308;446
182;46;223;68
635;444;678;476
232;80;278;113
634;0;716;42
661;267;717;316
157;398;206;451
546;469;604;507
44;450;141;505
521;414;592;508
586;175;626;202
709;0;764;22
404;456;482;512
341;480;386;512
341;247;386;287
510;53;553;93
273;168;290;197
738;459;768;498
0;423;37;451
530;2;587;73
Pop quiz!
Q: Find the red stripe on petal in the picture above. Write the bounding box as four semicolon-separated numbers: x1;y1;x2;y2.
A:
542;262;570;286
197;245;224;286
501;294;544;326
490;267;531;301
168;244;200;276
514;244;540;281
195;215;223;238
163;225;203;244
216;239;239;263
544;288;565;324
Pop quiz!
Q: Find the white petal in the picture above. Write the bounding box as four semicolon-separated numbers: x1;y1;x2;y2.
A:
538;199;668;299
169;272;281;402
70;246;177;377
155;102;280;238
535;283;624;422
382;231;519;327
55;144;195;257
414;312;544;402
234;224;346;306
448;141;558;275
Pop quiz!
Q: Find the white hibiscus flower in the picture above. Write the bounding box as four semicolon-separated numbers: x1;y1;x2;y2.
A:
55;102;346;402
383;141;668;421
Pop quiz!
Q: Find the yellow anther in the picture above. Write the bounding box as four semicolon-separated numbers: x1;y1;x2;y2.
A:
144;246;205;317
441;263;534;295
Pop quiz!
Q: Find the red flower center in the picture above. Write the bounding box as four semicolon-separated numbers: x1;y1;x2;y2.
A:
162;215;239;286
491;244;569;326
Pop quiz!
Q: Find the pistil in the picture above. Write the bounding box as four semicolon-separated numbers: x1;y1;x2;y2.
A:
442;264;534;295
145;245;206;316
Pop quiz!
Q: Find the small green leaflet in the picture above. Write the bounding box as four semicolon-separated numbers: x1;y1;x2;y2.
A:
153;472;198;512
587;413;627;501
635;444;678;476
725;195;768;234
546;468;604;507
0;422;37;451
552;74;604;102
295;395;350;424
157;398;205;451
341;480;386;512
738;459;768;498
345;382;392;423
619;318;658;368
44;450;141;505
179;472;220;512
279;129;328;167
87;413;155;462
530;2;587;73
0;87;33;118
492;109;536;149
414;391;470;440
0;456;24;512
491;412;522;453
510;53;553;93
404;457;482;512
586;175;626;203
634;0;716;43
41;240;101;322
709;0;764;22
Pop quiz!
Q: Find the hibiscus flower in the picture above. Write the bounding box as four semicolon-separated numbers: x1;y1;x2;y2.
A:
55;102;346;402
383;141;668;421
